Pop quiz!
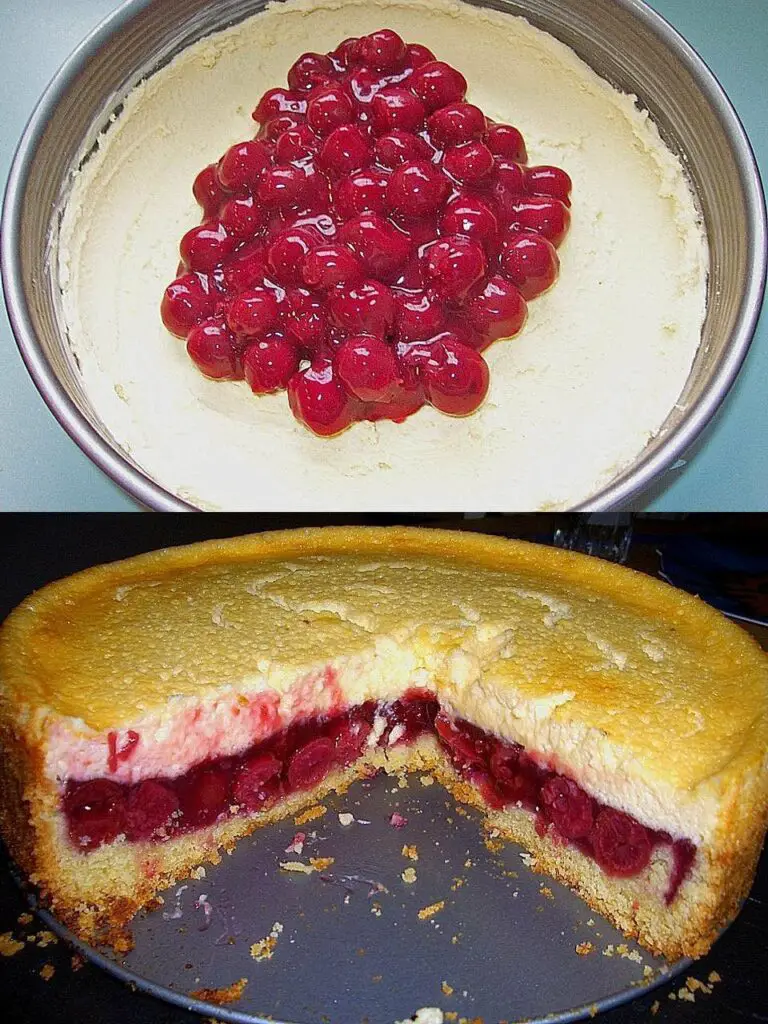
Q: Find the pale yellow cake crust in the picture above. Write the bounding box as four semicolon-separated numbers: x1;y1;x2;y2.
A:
1;527;767;961
2;527;766;788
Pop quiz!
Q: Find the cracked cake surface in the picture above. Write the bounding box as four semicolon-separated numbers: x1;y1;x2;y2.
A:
1;527;766;959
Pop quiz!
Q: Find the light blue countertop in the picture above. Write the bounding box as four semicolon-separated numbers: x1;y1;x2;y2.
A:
1;0;765;511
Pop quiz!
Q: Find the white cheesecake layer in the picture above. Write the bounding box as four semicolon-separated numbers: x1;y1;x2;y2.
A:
48;636;718;846
57;0;708;510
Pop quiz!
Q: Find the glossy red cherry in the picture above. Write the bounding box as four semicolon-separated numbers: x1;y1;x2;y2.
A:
177;764;232;828
186;317;243;380
509;196;571;247
267;227;317;283
525;165;572;205
428;102;486;146
348;66;389;105
387;159;449;216
303;243;363;289
284;288;329;350
358;29;407;71
540;777;594;839
439;194;499;252
217;140;271;193
275;124;319;164
287;359;355;435
468;275;527;342
287;737;336;790
388;211;438;249
253;87;307;124
419;336;489;415
394;290;446;340
287;51;335;92
64;779;125;850
220;246;268;295
258;165;314;209
232;754;282;811
327;713;372;765
244;335;300;393
487;123;527;162
180;221;234;272
340;213;411;283
329;278;395;336
335;168;391;219
406;42;435;67
219;195;265;240
487;741;522;785
373;130;431;168
500;232;559;299
591;808;652;877
424;235;486;302
492;159;528;220
161;272;217;337
264;115;303;141
125;780;179;841
444;140;495;183
409;60;467;112
318;124;372;178
226;286;280;336
336;334;401;401
371;88;427;134
330;36;361;72
307;85;355;136
193;163;227;219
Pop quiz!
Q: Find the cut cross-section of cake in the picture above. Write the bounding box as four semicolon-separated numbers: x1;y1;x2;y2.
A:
1;527;766;960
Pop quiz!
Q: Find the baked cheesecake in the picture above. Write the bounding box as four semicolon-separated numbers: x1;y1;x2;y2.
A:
1;527;765;961
57;0;708;510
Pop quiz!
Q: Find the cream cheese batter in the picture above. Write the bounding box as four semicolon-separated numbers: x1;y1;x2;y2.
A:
57;0;708;509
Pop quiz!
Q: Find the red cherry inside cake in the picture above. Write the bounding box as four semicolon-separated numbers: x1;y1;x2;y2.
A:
62;690;694;904
160;30;571;435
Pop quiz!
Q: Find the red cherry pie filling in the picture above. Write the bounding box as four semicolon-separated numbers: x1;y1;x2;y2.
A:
63;690;694;904
161;29;571;435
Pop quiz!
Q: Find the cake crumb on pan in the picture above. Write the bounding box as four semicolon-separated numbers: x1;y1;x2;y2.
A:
190;977;249;1004
394;1008;444;1024
0;932;25;956
280;860;315;874
294;804;327;825
418;901;446;920
309;856;335;872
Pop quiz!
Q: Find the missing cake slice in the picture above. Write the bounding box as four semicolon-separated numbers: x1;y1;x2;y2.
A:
0;526;766;960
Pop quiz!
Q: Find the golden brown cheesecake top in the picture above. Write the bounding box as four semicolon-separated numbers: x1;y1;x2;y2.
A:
1;527;766;791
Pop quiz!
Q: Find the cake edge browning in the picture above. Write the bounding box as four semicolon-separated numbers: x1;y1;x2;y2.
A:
1;526;767;962
2;732;766;962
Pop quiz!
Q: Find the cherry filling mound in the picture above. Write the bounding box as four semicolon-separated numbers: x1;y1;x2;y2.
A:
160;29;572;436
63;690;695;903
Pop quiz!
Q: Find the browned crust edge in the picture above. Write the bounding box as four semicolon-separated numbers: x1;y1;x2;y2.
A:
1;737;764;962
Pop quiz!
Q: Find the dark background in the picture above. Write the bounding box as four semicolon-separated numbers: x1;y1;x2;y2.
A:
1;513;767;1023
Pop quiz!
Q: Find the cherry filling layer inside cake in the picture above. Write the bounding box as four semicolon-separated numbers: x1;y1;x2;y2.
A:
161;29;571;435
62;689;695;905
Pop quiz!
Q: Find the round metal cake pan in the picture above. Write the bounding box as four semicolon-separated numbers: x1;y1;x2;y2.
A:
19;773;692;1023
2;0;766;511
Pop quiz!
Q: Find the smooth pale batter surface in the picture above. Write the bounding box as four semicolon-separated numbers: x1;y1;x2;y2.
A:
57;0;708;510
